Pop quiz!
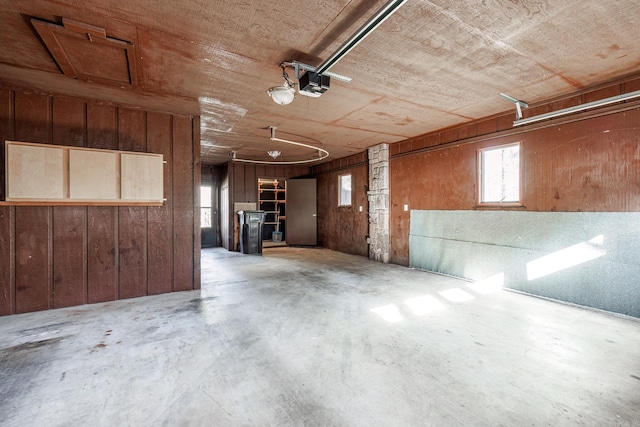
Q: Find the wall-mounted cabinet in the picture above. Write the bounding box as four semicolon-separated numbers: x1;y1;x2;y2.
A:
258;178;286;242
3;140;164;205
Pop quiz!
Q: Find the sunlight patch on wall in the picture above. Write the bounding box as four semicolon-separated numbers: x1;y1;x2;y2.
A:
527;235;606;281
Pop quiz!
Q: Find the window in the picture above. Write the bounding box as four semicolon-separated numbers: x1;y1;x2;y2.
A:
200;186;212;228
478;143;521;205
339;174;352;206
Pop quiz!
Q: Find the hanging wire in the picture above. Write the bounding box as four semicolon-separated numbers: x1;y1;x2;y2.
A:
282;66;295;88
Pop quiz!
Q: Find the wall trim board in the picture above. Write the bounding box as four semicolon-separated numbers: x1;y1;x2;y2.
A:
310;151;368;175
409;210;640;318
310;159;368;175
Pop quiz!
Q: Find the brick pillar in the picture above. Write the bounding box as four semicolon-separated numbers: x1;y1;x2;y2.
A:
367;143;390;263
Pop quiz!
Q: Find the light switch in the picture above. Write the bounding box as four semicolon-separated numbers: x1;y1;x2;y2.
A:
359;206;363;212
404;204;409;211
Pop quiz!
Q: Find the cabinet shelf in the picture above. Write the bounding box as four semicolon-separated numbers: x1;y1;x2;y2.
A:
258;178;286;242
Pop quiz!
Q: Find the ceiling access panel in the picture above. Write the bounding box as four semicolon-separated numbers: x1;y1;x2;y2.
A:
31;18;138;89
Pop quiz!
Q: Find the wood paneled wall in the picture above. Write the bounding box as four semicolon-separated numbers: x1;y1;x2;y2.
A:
311;152;369;257
389;96;640;265
223;162;308;250
0;87;200;315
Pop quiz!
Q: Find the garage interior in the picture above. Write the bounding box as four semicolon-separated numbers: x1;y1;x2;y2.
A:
1;0;640;425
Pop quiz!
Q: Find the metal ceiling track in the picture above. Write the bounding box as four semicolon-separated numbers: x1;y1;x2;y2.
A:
232;127;329;165
501;90;640;127
316;0;409;75
282;0;408;81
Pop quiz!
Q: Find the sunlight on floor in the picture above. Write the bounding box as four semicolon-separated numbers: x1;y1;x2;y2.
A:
371;235;607;324
439;288;475;303
467;272;504;295
370;304;404;323
405;295;446;316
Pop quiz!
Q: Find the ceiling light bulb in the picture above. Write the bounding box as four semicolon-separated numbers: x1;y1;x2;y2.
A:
267;84;295;106
267;150;281;159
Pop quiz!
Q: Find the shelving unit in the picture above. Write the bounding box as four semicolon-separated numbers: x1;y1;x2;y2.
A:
258;178;286;243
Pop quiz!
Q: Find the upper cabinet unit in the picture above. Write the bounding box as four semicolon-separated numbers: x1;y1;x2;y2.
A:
3;140;164;205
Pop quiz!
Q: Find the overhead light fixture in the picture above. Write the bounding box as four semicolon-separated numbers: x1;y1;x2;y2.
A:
267;150;281;159
267;84;295;105
267;66;296;106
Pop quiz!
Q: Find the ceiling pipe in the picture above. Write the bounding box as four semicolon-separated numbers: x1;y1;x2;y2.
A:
232;127;329;165
509;89;640;127
315;0;409;75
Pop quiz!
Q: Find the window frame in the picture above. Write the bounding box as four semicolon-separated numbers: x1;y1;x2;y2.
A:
338;173;352;207
200;185;213;228
476;142;523;208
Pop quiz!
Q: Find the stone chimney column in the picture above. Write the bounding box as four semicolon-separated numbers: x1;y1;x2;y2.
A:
367;143;390;263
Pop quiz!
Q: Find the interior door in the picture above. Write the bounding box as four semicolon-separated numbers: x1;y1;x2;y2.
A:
286;178;317;246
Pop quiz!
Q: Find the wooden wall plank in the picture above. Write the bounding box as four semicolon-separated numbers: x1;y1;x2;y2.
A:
0;89;13;200
118;206;147;299
146;111;173;295
233;162;245;202
244;164;256;203
14;91;52;313
172;115;194;291
192;116;201;290
0;207;13;315
86;207;117;303
52;208;85;307
52;97;86;308
15;91;51;144
118;108;148;299
15;207;50;312
0;88;14;314
86;103;118;302
264;165;275;178
52;97;85;146
87;103;118;149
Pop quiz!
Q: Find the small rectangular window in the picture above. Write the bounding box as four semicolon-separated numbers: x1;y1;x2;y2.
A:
200;186;212;228
339;174;352;206
478;143;521;205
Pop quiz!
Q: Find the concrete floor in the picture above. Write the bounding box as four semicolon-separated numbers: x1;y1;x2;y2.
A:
1;247;639;427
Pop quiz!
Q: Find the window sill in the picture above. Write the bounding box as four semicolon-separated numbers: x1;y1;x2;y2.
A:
474;203;526;210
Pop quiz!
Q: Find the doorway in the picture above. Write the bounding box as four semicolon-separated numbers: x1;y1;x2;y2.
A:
201;165;222;247
200;185;217;247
